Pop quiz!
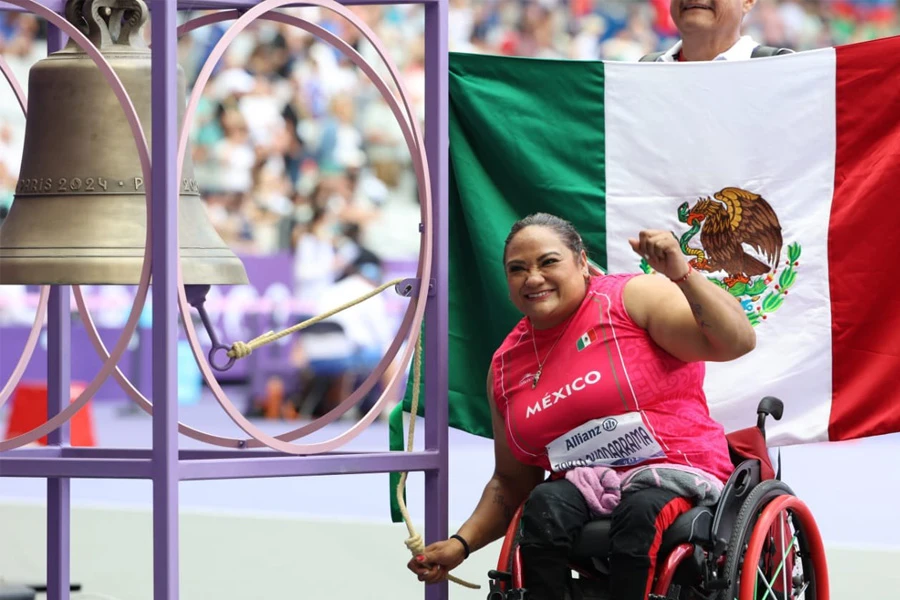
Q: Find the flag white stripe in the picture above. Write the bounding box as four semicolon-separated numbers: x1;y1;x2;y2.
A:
602;50;837;445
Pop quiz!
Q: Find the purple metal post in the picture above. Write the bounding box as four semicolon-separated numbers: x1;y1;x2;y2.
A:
423;2;449;600
46;294;72;599
45;23;71;600
150;2;180;599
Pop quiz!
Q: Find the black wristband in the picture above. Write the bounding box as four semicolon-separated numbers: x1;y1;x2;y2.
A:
450;534;470;559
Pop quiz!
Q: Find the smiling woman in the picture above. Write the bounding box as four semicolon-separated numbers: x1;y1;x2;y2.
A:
407;212;757;599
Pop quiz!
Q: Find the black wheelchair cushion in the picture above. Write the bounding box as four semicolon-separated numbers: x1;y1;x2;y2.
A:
570;506;714;564
658;506;714;556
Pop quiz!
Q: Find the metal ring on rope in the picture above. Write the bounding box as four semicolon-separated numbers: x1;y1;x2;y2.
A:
174;0;431;454
72;3;432;452
0;0;153;451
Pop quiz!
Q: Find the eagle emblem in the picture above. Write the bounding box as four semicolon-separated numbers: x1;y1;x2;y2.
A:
641;187;802;326
681;187;782;287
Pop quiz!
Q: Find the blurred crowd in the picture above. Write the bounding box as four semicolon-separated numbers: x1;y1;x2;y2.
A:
1;1;898;265
1;1;898;416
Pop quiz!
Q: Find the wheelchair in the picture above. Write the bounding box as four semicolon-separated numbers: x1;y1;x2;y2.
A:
486;397;829;600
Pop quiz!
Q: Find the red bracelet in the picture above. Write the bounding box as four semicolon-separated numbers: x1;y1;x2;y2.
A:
669;264;693;285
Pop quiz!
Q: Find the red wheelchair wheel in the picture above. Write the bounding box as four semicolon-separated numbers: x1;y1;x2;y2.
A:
724;480;828;600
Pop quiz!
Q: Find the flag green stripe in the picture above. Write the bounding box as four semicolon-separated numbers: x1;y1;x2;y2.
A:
442;53;608;423
390;55;607;521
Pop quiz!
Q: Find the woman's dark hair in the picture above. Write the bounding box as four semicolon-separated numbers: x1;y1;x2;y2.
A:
503;213;585;264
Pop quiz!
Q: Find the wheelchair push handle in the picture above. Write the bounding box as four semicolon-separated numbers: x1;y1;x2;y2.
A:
756;396;784;438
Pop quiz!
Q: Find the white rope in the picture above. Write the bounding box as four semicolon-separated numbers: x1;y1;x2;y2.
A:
226;277;406;359
395;333;480;589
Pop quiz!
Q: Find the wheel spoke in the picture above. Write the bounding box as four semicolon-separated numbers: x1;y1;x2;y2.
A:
759;532;798;600
757;563;779;600
781;516;788;599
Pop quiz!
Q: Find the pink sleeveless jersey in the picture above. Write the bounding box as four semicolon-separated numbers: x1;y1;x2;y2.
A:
491;274;733;483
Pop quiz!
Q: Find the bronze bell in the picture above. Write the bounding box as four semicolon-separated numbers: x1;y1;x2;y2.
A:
0;0;248;285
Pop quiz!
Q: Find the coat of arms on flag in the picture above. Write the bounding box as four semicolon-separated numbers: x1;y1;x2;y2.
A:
638;187;802;326
576;328;598;351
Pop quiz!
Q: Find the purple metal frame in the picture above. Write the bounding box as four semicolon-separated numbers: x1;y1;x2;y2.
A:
0;2;450;600
45;21;70;600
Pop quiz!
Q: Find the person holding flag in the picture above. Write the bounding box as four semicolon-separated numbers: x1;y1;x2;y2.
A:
642;0;792;62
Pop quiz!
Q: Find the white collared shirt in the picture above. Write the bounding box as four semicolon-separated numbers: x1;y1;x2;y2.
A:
656;35;760;62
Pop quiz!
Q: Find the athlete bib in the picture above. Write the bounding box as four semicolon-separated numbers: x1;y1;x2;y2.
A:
545;411;666;472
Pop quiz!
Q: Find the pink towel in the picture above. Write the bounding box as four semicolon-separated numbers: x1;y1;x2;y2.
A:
564;466;622;516
564;463;725;517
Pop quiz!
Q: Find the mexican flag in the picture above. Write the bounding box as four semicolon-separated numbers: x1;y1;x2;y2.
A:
389;35;900;521
577;327;598;352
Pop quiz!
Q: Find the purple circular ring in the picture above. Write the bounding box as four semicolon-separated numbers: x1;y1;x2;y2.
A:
0;0;153;451
177;8;431;446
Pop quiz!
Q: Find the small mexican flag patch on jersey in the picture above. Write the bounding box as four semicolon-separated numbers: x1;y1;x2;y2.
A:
577;328;598;351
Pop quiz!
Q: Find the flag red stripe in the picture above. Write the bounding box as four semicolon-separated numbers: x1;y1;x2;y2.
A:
829;36;900;440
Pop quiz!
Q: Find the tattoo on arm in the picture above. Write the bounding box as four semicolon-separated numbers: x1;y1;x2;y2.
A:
493;492;514;522
690;302;712;329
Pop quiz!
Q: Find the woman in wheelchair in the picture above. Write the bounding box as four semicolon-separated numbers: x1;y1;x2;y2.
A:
407;213;759;599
